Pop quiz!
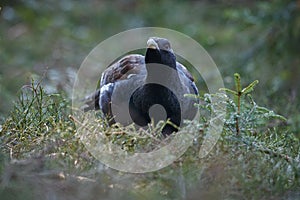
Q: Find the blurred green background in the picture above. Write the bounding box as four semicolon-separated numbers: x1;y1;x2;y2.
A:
0;0;299;132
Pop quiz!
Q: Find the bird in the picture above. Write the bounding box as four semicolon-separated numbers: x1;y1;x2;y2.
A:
82;37;198;136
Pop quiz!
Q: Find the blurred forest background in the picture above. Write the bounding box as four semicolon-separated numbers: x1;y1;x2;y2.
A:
1;0;299;135
0;0;300;199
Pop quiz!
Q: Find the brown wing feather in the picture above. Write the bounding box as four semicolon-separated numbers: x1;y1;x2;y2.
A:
100;54;145;87
82;54;145;112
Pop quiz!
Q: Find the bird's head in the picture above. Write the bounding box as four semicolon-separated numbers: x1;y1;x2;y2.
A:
145;37;176;69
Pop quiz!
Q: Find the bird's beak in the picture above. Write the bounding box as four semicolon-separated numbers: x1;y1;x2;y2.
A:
147;38;159;50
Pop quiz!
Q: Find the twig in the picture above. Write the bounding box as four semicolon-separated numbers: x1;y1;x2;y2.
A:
242;138;298;165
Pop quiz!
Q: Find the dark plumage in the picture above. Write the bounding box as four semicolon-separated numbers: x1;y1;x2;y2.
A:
83;37;198;136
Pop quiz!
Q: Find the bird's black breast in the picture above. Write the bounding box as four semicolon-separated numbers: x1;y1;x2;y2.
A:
129;83;181;136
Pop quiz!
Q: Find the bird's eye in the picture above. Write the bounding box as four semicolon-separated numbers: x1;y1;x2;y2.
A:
164;45;170;50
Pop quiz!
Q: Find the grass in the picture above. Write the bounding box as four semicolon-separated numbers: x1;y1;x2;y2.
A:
0;74;299;199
